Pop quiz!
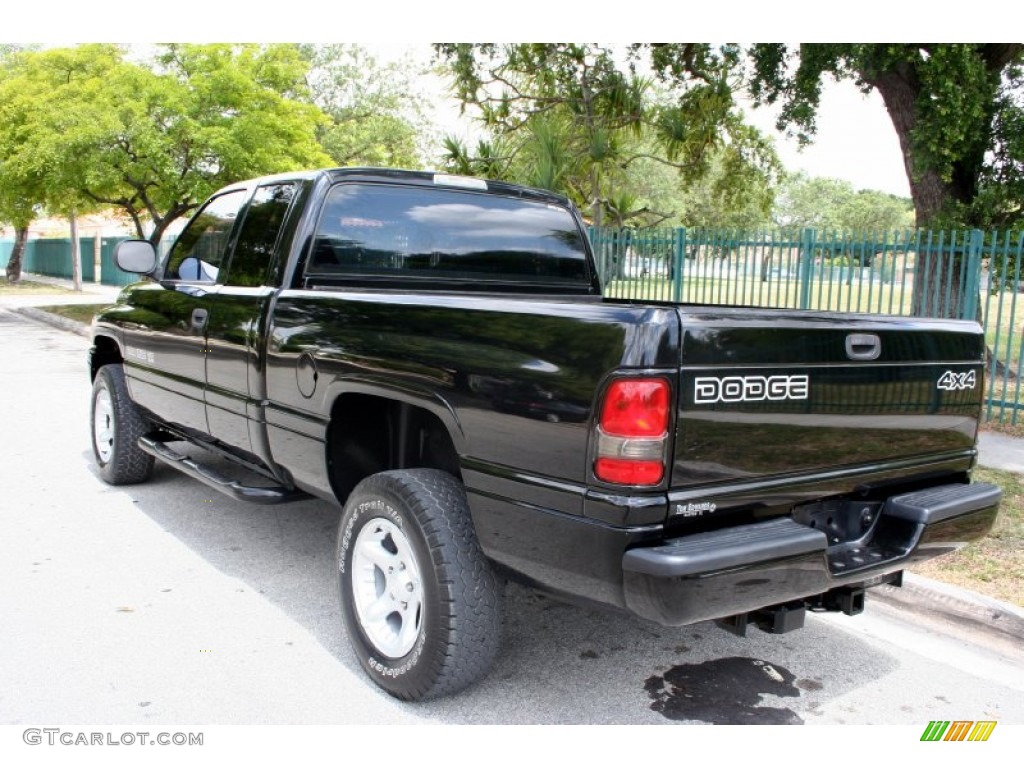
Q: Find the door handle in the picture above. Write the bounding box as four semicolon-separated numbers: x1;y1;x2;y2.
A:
191;308;209;334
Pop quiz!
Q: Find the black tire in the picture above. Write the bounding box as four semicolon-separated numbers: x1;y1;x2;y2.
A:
90;364;154;485
336;469;504;700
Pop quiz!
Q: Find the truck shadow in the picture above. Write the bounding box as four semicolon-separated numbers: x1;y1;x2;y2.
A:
107;458;901;724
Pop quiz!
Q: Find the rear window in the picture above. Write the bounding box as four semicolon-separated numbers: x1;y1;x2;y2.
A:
307;183;590;285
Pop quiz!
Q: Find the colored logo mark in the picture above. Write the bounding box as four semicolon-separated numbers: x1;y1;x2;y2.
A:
920;720;997;742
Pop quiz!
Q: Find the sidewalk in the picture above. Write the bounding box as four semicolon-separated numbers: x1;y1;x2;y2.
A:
977;430;1024;474
0;271;122;308
0;273;121;337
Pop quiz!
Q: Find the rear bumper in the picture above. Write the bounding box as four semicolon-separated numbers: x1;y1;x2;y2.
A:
622;482;1001;625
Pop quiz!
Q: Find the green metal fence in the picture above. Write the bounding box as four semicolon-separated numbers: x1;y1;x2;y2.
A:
0;236;140;286
591;226;1024;425
981;230;1024;425
5;228;1024;424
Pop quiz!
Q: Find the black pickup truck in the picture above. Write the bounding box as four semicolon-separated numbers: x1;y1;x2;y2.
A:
89;167;1001;701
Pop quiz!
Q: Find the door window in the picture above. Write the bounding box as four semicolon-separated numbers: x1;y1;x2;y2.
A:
165;190;247;282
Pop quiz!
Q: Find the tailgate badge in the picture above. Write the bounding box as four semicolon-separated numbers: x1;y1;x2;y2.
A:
675;501;717;517
694;375;809;404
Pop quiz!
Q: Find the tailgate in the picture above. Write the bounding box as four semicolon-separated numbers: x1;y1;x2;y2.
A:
672;307;985;489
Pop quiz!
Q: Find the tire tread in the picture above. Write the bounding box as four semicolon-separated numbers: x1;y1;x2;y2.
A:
339;468;504;700
92;364;154;485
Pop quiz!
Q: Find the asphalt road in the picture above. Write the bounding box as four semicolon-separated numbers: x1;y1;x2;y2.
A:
1;307;1022;732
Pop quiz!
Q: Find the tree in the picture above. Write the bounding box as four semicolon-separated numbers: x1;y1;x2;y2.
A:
302;44;429;169
0;189;33;284
673;139;777;230
773;173;913;232
1;44;332;245
974;62;1024;229
0;44;42;282
650;43;1024;316
435;44;781;227
840;188;915;233
744;44;1024;230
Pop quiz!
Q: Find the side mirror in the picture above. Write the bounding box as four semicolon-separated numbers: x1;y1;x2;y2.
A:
114;240;157;275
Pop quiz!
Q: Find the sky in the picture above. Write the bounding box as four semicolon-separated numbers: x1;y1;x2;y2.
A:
743;78;910;197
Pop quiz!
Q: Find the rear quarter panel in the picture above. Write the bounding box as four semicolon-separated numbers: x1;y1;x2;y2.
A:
263;290;680;513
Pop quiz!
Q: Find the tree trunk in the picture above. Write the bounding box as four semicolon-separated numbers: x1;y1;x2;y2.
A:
5;226;28;283
760;251;773;283
870;70;973;318
149;216;172;245
590;165;602;227
148;202;197;245
910;241;967;318
70;211;83;292
869;70;965;228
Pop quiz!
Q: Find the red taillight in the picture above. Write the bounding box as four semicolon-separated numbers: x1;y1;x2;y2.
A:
594;378;670;486
600;380;670;437
594;457;664;485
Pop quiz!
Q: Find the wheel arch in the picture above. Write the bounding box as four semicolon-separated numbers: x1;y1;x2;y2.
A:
89;333;124;381
324;385;466;505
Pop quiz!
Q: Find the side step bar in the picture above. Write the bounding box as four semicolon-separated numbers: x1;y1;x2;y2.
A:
139;436;308;505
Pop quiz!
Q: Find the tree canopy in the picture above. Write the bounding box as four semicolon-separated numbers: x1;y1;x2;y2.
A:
435;43;782;227
0;44;45;281
5;40;1021;266
0;44;48;229
303;44;429;169
773;173;914;232
0;44;331;244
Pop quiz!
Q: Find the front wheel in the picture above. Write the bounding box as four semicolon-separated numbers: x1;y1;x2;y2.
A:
90;364;154;485
336;469;504;700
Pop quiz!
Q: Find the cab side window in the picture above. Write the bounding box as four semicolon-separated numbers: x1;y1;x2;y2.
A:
222;184;296;288
165;190;247;282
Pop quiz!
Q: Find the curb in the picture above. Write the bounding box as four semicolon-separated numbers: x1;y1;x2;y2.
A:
13;306;91;338
871;572;1024;659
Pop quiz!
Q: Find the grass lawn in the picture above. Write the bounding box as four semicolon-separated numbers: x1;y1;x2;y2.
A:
910;466;1023;607
0;279;76;295
35;303;109;325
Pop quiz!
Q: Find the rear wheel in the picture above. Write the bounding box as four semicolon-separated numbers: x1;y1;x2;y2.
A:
336;469;504;700
90;364;154;485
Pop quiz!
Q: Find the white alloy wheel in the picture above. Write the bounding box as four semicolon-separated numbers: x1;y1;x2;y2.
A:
351;517;424;658
93;386;115;463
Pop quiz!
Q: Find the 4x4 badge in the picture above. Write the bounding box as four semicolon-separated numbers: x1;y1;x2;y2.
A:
937;370;977;391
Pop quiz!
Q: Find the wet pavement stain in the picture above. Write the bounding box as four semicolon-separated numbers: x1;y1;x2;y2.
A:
645;656;804;724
